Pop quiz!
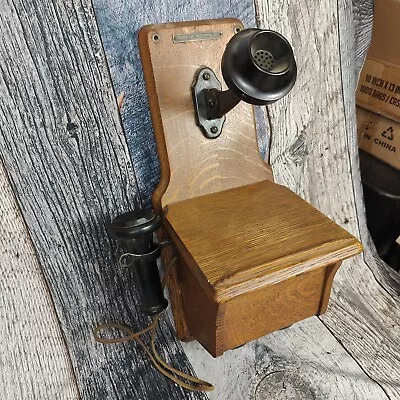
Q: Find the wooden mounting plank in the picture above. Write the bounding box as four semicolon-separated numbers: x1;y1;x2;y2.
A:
138;19;272;209
0;1;207;399
0;160;79;399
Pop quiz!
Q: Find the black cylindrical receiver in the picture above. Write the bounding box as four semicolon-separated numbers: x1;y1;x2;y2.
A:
222;29;297;105
111;210;168;316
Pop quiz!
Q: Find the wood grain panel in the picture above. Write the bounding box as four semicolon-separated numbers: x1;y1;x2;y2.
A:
179;259;220;354
0;1;207;399
0;160;79;399
221;266;326;353
138;18;273;346
139;19;271;209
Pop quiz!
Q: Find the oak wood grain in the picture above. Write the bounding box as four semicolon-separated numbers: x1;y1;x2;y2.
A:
93;0;268;208
164;177;360;356
139;20;272;210
220;265;326;354
0;160;79;399
138;18;273;344
165;180;361;301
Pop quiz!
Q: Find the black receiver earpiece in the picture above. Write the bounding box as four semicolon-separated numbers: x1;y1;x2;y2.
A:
222;29;297;105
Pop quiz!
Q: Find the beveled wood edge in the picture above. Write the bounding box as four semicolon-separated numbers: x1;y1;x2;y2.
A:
164;213;363;303
214;239;361;287
138;26;170;213
318;261;342;315
215;241;363;301
163;217;216;299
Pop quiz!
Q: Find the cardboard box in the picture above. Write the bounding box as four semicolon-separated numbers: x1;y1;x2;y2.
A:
356;0;400;169
357;107;400;169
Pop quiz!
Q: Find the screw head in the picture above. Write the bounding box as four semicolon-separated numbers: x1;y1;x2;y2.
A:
202;72;210;80
210;126;218;134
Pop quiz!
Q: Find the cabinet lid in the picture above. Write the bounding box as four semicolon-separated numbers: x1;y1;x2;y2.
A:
164;180;362;302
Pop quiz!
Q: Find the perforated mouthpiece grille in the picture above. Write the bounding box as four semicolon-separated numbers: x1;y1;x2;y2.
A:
253;50;275;72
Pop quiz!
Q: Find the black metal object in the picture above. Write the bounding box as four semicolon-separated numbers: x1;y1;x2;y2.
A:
192;28;297;138
192;67;226;138
203;89;240;120
222;29;297;105
111;209;168;315
360;150;400;271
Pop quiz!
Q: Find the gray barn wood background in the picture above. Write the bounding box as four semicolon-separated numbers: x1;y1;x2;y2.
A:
1;0;399;399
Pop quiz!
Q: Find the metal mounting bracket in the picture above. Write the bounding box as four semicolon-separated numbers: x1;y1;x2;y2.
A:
192;67;225;139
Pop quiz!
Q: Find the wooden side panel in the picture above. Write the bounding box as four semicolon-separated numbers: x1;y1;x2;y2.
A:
220;267;325;355
179;258;220;356
318;262;341;314
0;160;79;399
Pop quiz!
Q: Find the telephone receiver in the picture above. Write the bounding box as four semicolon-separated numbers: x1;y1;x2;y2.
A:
111;209;168;316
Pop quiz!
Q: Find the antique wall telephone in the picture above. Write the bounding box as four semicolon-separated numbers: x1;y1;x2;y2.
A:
95;19;362;390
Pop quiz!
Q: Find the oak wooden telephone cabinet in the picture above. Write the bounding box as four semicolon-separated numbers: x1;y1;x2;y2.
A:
118;18;362;357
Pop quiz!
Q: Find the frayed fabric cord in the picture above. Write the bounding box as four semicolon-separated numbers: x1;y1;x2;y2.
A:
93;256;214;392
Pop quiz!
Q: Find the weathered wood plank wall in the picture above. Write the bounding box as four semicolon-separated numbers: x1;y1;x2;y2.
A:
0;1;206;399
258;0;400;399
0;162;79;399
353;0;373;74
94;0;400;398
